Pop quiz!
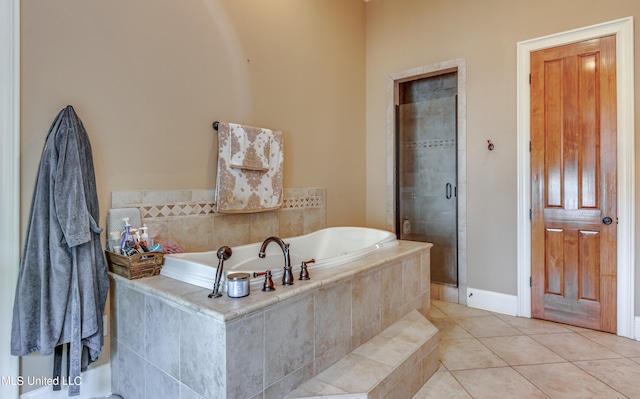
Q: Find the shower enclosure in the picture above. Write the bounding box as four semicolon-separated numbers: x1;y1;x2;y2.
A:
396;72;458;286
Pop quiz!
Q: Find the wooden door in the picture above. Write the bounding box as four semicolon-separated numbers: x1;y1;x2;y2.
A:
530;35;617;333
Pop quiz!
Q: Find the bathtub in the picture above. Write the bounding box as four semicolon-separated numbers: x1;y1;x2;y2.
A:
160;226;398;291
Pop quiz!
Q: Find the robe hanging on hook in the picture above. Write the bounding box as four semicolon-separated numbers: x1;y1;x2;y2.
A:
487;140;494;151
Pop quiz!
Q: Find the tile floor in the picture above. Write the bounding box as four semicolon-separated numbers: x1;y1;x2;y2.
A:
412;300;640;399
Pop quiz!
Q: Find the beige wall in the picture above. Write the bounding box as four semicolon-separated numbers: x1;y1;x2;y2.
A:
365;0;640;301
15;0;640;392
21;0;367;234
19;0;366;392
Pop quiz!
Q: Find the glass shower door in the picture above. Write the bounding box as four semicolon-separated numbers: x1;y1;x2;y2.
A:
397;94;458;286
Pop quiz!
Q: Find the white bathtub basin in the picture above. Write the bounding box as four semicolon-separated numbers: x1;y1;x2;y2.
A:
160;226;398;291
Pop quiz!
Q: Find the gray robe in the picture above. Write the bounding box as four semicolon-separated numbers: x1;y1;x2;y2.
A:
11;105;110;397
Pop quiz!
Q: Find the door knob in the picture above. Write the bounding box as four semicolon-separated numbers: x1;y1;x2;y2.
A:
602;216;613;225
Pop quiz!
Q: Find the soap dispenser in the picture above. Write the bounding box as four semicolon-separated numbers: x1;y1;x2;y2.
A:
120;217;135;251
140;224;153;247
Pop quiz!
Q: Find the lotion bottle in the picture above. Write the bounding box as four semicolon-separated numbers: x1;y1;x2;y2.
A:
140;224;153;247
120;218;135;250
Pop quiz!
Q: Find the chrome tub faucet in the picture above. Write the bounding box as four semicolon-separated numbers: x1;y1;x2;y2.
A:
258;237;293;286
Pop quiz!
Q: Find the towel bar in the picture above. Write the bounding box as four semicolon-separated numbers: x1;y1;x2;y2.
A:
212;121;219;131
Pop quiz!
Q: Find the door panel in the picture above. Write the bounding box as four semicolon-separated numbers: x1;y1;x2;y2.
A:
544;228;564;295
531;35;617;332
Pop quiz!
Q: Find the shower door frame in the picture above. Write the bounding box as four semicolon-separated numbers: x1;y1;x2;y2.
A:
387;58;467;304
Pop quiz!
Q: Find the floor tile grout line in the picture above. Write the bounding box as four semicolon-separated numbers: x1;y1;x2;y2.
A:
442;318;630;398
442;312;572;366
506;364;553;399
429;302;640;399
424;305;640;398
446;367;487;399
571;359;634;399
576;330;640;358
529;331;628;363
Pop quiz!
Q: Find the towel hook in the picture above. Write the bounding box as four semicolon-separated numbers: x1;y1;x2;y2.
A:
487;140;494;151
212;121;220;131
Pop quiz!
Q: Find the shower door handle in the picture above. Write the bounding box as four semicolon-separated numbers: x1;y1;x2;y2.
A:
446;183;452;199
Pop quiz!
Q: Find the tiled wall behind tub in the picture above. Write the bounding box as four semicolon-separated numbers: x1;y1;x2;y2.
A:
111;188;326;252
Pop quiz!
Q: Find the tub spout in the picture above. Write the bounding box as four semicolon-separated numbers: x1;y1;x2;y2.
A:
258;237;293;286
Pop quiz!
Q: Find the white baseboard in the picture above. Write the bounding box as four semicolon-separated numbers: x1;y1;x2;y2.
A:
467;287;518;316
20;363;111;399
468;288;640;341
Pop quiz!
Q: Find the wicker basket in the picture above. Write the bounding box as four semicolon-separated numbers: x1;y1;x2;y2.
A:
105;250;164;279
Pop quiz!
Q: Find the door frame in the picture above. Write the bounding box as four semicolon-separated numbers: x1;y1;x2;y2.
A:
0;0;20;396
516;17;635;338
387;58;468;304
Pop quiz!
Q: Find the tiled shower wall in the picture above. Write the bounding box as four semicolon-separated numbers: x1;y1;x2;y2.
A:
399;72;458;286
111;188;326;252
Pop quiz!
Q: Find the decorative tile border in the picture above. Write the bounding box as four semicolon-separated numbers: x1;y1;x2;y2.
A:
402;139;456;150
140;202;216;218
112;188;325;218
282;195;323;209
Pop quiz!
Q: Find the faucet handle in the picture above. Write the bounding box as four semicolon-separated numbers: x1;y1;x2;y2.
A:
254;270;275;292
299;258;315;280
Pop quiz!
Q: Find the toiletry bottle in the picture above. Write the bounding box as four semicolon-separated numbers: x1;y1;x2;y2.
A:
120;218;135;251
402;217;412;235
140;224;153;247
109;231;121;253
137;226;149;252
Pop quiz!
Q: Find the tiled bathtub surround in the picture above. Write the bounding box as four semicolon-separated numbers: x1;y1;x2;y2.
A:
111;188;326;252
110;241;432;399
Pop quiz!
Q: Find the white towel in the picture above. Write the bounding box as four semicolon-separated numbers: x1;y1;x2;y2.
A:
228;123;271;171
214;122;283;213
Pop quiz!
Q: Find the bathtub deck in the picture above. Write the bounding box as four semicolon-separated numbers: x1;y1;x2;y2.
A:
114;240;431;323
